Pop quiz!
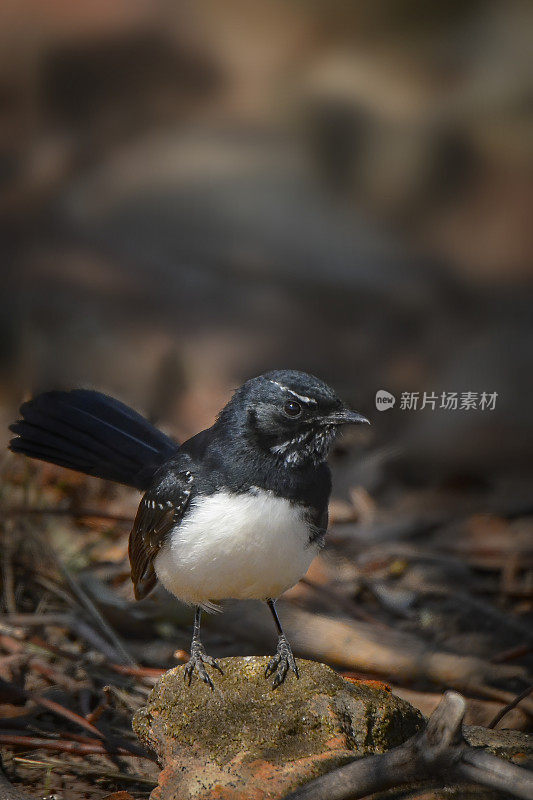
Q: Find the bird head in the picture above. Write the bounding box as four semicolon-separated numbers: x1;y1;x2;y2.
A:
219;369;369;467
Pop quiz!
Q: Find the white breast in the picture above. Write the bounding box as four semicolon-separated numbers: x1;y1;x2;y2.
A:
154;488;318;606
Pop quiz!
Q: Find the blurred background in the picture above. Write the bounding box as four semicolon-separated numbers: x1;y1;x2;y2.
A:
0;2;532;797
1;0;532;468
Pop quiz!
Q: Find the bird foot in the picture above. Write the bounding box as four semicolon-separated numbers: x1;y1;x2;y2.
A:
265;633;299;688
183;639;223;690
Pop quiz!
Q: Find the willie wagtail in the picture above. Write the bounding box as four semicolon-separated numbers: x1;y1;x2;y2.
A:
9;370;369;688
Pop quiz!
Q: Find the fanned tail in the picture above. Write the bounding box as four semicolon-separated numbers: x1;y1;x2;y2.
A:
9;389;178;490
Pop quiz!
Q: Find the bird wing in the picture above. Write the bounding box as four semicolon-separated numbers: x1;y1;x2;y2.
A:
128;469;194;600
308;506;328;546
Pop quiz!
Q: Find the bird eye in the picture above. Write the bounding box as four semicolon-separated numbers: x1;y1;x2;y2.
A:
283;400;302;418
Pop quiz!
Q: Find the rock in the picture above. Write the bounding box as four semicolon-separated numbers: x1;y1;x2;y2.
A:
464;726;533;768
133;656;423;800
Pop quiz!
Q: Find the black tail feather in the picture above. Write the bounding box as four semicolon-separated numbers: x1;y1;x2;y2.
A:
9;390;178;490
10;410;138;472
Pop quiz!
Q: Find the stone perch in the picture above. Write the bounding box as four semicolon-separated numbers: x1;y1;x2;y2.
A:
133;657;423;800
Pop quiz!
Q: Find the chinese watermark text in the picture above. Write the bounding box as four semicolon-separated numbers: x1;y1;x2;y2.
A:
375;390;498;411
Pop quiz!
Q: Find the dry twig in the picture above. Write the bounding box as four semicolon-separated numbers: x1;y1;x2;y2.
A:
0;677;104;740
0;734;138;758
36;531;135;667
488;685;533;730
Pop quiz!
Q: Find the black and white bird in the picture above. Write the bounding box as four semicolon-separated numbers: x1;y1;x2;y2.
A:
9;370;369;688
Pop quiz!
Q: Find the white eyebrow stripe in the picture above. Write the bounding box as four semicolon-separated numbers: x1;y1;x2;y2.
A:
268;380;318;405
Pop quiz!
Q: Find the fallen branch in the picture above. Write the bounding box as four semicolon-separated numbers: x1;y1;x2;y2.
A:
299;578;388;628
284;691;533;800
390;683;530;730
220;602;533;714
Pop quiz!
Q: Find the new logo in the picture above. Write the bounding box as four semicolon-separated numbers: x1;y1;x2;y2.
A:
375;390;396;410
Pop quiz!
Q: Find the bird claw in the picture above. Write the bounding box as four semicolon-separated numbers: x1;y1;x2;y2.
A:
265;634;299;688
183;640;223;690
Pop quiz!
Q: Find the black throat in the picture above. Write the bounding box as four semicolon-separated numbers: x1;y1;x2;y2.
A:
180;420;333;512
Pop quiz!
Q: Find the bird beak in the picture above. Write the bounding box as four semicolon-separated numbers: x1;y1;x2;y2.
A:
325;408;370;426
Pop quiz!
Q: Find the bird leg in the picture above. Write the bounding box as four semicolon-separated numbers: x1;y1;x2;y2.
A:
183;606;223;690
265;598;299;688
